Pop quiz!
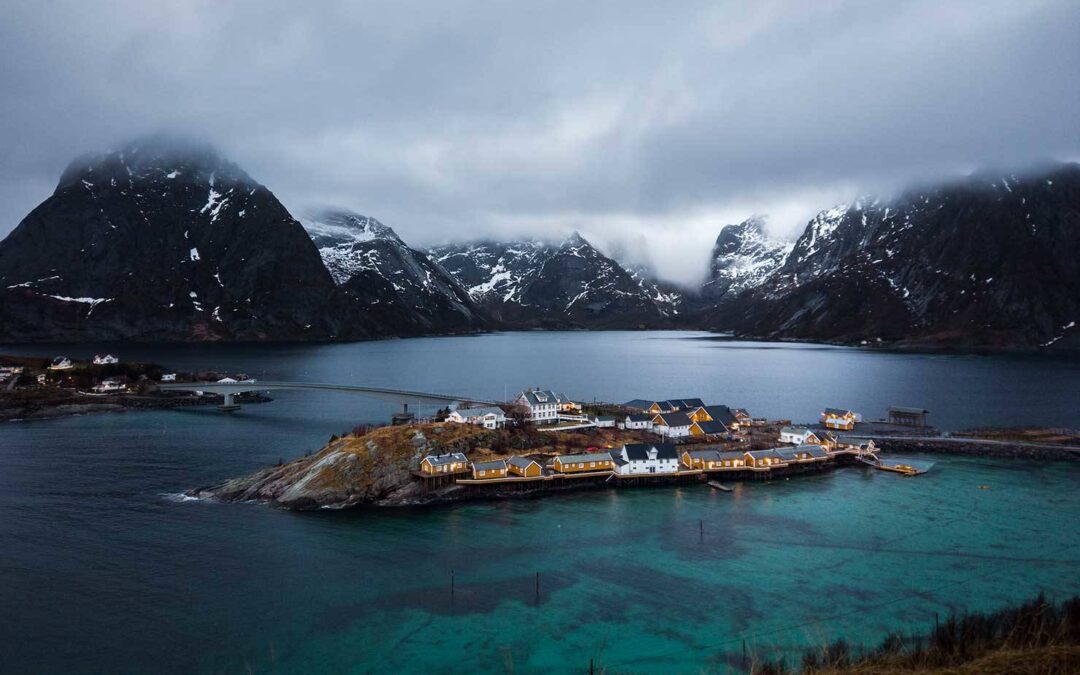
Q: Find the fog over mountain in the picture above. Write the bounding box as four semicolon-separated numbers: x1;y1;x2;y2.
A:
1;1;1078;285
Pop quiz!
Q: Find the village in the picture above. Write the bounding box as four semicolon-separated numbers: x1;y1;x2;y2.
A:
415;389;931;492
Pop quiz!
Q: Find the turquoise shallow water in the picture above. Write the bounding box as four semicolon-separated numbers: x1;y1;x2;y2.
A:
0;333;1077;673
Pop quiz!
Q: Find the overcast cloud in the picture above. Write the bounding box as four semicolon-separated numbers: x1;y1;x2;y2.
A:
1;0;1077;285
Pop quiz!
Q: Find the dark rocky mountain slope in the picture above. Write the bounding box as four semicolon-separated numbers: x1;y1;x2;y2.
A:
707;164;1080;351
301;209;487;334
430;233;681;328
0;138;384;341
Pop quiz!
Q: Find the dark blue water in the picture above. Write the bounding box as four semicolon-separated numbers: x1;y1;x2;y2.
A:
1;332;1078;673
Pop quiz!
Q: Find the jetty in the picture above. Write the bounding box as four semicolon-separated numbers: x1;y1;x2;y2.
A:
707;481;732;492
855;452;928;476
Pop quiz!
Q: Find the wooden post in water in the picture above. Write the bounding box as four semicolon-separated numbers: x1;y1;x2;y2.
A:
700;519;704;541
742;639;747;669
451;569;455;598
535;571;540;602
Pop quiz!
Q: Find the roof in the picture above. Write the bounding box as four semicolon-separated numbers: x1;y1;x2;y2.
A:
780;426;811;435
650;401;676;413
423;452;468;466
798;444;829;458
594;415;617;422
733;408;750;417
717;451;746;461
702;405;738;427
623;443;678;461
507;456;540;469
554;392;575;405
745;449;783;459
774;447;801;460
473;460;507;471
889;406;929;415
684;449;721;460
693;421;728;435
625;413;653;423
517;389;558;406
453;406;505;418
654;411;691;427
665;398;706;410
556;452;612;464
824;407;854;416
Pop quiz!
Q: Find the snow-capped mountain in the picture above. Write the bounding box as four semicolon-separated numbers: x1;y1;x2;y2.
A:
300;209;486;333
719;164;1080;350
701;215;792;301
0;136;383;341
431;233;680;328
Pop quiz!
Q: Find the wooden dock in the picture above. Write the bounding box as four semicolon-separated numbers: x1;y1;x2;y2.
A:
707;481;732;492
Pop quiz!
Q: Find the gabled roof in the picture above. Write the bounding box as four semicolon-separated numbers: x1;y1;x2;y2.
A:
733;408;750;418
684;449;721;460
745;449;784;459
798;444;829;458
556;452;612;464
625;413;653;423
454;406;505;418
623;443;678;461
594;415;617;422
424;452;468;466
780;426;811;435
774;447;801;460
507;456;541;469
649;401;676;413
693;421;728;435
824;407;854;416
665;398;706;410
473;460;507;471
701;405;738;427
518;389;558;406
717;451;746;461
654;412;691;427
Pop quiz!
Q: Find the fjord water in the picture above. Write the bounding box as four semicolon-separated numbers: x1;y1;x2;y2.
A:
1;332;1078;673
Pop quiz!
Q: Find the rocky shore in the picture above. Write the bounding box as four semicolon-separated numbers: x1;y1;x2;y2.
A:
875;437;1078;461
0;391;271;422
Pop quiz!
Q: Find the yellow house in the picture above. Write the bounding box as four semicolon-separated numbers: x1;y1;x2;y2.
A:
744;449;786;468
689;421;728;437
682;449;746;470
419;452;470;475
507;456;543;478
551;452;614;473
471;460;508;479
822;408;857;430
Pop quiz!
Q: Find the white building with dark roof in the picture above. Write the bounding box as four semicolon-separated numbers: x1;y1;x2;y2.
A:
514;388;560;425
447;406;506;429
612;443;679;475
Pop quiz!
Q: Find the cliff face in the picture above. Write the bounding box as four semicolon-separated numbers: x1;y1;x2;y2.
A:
0;137;383;342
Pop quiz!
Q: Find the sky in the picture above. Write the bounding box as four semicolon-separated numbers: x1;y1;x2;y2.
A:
1;0;1077;285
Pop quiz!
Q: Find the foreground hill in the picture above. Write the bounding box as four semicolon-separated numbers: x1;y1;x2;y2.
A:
0;138;383;341
430;233;681;328
698;164;1080;351
301;208;487;334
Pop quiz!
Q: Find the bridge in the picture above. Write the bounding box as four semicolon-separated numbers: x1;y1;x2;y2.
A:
157;380;501;414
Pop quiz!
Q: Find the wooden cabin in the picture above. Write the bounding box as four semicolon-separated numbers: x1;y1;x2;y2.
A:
419;452;470;475
744;449;786;468
471;460;508;479
507;456;543;478
551;452;614;473
689;420;728;438
681;449;745;470
822;408;857;430
652;412;692;438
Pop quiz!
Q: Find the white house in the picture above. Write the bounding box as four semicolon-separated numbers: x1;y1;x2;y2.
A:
160;373;177;382
447;406;507;429
48;356;73;371
93;354;119;365
592;415;616;428
514;389;560;425
652;412;692;438
779;426;821;445
622;413;654;430
613;443;680;475
216;377;239;384
92;378;126;394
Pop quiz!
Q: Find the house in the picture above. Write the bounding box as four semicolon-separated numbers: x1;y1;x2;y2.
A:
48;356;73;371
888;406;929;428
822;408;858;430
447;406;507;429
36;373;47;385
689;405;740;430
160;373;177;382
554;392;582;413
419;452;470;475
507;456;543;478
743;449;787;468
471;460;508;479
682;449;720;469
838;438;876;453
622;413;654;430
93;354;119;365
592;415;616;428
779;426;821;445
552;452;614;473
612;443;680;475
663;398;707;411
644;400;677;414
774;447;801;463
733;409;752;427
689;420;728;438
217;377;239;384
652;412;692;438
514;389;560;425
793;444;829;461
91;378;126;394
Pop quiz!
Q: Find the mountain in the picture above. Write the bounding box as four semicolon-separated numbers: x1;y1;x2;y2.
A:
714;164;1080;351
300;209;486;334
701;215;792;301
0;137;384;341
430;233;681;328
